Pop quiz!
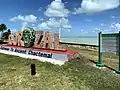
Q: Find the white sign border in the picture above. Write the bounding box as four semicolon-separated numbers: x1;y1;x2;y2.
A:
0;49;66;66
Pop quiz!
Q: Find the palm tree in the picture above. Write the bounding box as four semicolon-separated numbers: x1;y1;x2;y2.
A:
0;24;7;37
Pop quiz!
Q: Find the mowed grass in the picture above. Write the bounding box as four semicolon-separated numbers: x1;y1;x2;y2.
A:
0;47;120;90
68;46;119;70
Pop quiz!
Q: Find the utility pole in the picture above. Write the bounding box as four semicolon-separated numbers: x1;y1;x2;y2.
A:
59;26;62;40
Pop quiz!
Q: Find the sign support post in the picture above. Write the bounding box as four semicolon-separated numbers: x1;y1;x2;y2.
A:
116;31;120;74
96;32;104;67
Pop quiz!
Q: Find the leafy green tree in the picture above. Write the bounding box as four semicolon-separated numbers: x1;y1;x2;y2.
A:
2;29;11;40
8;29;11;33
0;24;7;37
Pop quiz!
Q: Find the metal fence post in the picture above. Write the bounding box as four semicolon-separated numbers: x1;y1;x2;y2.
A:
116;31;120;74
96;32;104;67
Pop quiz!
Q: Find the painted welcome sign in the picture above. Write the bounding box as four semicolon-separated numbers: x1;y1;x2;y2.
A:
8;27;66;51
0;46;52;58
0;45;69;62
0;28;79;65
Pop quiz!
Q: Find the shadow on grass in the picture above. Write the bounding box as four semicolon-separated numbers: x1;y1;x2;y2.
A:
89;59;116;72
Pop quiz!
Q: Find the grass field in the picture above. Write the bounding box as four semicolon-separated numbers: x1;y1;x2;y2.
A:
0;46;120;90
68;46;119;70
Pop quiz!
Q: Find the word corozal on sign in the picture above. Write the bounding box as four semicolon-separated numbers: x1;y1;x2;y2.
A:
8;27;66;51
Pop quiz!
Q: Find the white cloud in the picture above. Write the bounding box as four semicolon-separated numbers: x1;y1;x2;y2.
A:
44;0;70;17
115;23;120;29
80;23;120;34
64;2;68;4
47;17;72;29
37;22;50;30
59;18;69;25
59;18;72;29
100;23;104;26
40;18;44;21
37;17;72;31
32;27;38;30
110;15;120;19
47;18;60;27
63;25;72;29
38;16;44;21
11;29;17;33
73;0;120;14
96;22;120;33
21;22;28;31
38;7;43;11
110;23;120;32
80;29;84;32
92;28;102;33
24;15;37;23
9;15;37;23
9;17;18;22
32;24;36;26
111;16;116;19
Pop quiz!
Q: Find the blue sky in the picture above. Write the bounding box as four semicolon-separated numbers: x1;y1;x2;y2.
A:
0;0;120;37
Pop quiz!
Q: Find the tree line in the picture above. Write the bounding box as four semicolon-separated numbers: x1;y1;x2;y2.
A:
0;24;11;40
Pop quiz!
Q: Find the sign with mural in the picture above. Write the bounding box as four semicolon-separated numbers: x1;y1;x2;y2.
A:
8;27;66;51
0;27;79;65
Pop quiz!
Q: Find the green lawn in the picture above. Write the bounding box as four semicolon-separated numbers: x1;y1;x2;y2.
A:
68;46;119;70
0;47;120;90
